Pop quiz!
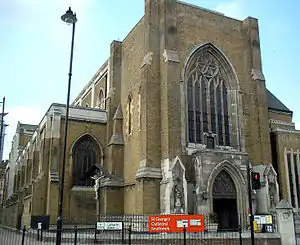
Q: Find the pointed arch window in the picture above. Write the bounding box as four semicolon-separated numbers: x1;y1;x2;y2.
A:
138;87;141;131
186;48;231;146
97;89;105;109
72;135;101;187
128;95;133;135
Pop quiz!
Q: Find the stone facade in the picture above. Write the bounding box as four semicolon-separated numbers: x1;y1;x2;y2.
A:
0;161;7;207
6;122;37;199
2;104;107;228
2;0;300;232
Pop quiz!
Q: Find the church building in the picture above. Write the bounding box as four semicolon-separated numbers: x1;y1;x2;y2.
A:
2;0;300;231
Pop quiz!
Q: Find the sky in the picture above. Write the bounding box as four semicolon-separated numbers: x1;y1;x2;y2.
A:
0;0;299;160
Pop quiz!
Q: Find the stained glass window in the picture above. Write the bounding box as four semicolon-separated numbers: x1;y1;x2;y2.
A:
195;82;202;143
188;78;195;143
186;49;231;147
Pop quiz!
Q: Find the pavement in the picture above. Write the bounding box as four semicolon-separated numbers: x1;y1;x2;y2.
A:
0;228;85;245
0;226;281;245
0;228;41;245
0;227;126;245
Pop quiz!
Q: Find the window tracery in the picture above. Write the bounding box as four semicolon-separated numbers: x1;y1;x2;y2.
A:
213;170;236;199
186;49;231;146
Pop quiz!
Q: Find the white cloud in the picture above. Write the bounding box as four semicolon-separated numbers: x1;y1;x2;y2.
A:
296;122;300;130
2;105;45;160
215;0;246;20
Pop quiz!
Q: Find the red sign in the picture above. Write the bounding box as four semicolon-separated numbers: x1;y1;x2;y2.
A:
148;214;205;233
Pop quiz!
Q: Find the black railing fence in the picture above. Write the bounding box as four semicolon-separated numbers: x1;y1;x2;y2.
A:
0;213;277;245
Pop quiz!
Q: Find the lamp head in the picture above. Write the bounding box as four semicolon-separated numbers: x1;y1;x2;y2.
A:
61;7;77;25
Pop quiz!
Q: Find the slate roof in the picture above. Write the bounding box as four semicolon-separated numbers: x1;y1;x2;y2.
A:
266;89;292;113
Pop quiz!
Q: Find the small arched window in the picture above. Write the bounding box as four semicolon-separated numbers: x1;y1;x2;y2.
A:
97;89;105;109
72;135;101;187
128;95;133;135
138;87;141;131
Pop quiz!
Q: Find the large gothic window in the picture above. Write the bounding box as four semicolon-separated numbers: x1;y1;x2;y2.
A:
186;46;232;146
72;135;101;187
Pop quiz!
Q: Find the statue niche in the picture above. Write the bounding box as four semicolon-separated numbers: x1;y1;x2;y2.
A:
267;169;279;211
171;161;185;214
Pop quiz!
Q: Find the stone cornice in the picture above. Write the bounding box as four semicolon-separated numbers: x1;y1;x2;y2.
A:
135;167;162;179
56;105;107;124
269;119;294;127
176;0;224;16
269;108;292;115
187;145;249;156
100;178;124;187
273;128;300;134
71;186;94;192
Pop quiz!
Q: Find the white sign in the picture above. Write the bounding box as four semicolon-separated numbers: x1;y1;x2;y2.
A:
37;222;42;230
190;219;201;226
97;222;105;230
176;219;188;228
254;215;273;224
97;222;122;230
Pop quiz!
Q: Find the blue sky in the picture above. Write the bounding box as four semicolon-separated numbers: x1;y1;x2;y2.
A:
1;0;299;160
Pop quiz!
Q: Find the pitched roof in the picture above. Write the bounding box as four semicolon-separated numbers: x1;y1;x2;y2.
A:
266;89;292;113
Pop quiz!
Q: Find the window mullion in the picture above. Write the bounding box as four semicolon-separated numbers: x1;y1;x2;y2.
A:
220;80;225;145
193;79;196;143
199;76;203;143
214;78;218;142
207;79;211;132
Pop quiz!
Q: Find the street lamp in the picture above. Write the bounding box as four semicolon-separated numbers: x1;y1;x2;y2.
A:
247;161;255;245
56;7;77;245
0;97;8;163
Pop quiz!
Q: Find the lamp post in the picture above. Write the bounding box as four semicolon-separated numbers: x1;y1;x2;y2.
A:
247;161;255;245
56;7;77;245
0;97;7;163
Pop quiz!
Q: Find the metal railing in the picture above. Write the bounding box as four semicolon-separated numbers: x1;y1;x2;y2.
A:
0;213;277;245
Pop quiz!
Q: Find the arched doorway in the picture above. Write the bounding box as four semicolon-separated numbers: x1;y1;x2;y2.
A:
212;170;238;231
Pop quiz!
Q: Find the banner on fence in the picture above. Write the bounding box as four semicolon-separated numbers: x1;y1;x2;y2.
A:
148;214;205;233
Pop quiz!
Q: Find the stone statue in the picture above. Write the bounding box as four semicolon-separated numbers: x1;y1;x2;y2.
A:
91;174;101;200
269;182;277;210
174;185;184;213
